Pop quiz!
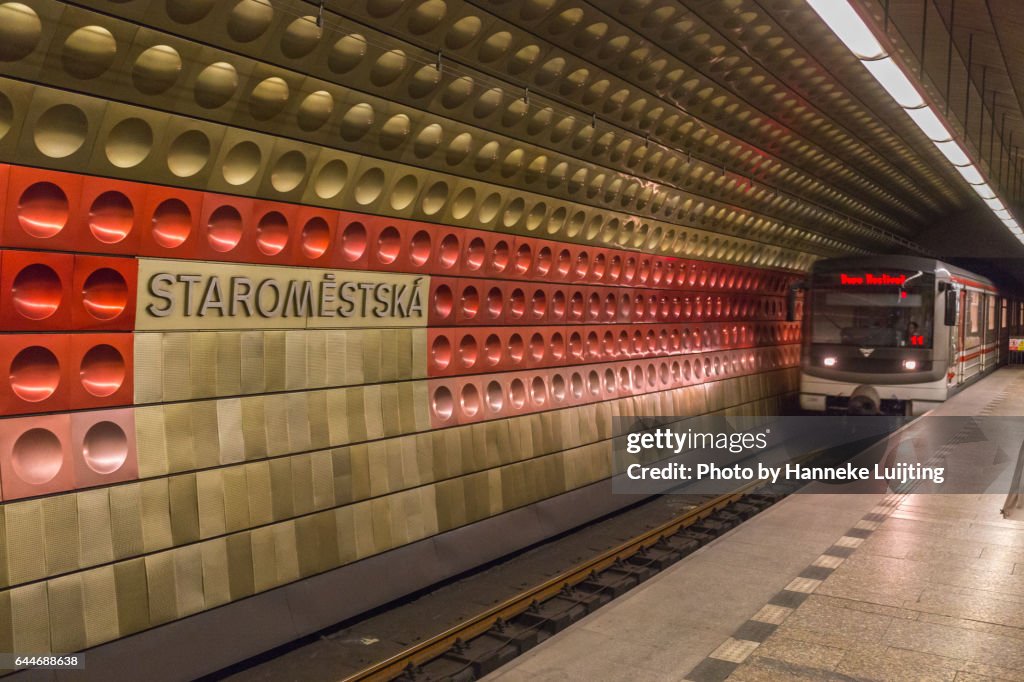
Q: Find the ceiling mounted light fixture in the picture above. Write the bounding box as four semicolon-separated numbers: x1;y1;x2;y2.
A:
805;0;1021;244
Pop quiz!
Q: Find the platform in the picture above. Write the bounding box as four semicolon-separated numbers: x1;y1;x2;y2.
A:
485;369;1024;682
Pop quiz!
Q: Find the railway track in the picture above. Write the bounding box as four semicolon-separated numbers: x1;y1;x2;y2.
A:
342;480;798;682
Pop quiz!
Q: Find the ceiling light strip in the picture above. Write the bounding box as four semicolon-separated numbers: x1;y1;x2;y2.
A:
805;0;1021;242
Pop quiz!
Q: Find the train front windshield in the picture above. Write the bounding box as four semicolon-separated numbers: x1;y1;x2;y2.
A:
810;271;935;348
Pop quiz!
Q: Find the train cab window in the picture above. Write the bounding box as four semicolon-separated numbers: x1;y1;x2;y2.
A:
988;297;997;331
810;271;934;348
1002;300;1008;330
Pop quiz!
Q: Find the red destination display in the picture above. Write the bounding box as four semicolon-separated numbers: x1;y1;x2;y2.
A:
839;273;908;285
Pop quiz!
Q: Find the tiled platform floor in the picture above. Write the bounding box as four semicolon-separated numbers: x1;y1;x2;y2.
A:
485;369;1024;682
728;493;1024;682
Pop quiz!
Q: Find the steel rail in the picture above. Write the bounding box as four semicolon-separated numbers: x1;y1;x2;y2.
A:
340;479;766;682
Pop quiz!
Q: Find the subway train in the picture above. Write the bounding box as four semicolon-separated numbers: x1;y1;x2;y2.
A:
798;255;1023;415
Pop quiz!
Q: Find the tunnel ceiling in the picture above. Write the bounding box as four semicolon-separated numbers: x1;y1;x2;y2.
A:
276;0;1024;262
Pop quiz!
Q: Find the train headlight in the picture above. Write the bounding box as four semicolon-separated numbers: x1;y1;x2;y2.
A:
903;360;918;370
823;357;837;367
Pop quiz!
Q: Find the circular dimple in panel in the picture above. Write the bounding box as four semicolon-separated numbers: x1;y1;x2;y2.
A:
408;64;441;99
221;141;261;186
341;102;374;141
390;175;418;211
9;345;60;402
298;90;333;131
339;221;366;262
256;211;288;255
228;0;274;42
281;15;321;59
432;385;453;420
438;234;459;269
508;288;525;319
301;217;330;259
551;373;566;402
461;285;479;319
507;333;525;363
465;237;484;271
371;49;407;86
458;334;477;368
479;31;511;62
379;114;410;151
194;61;238;109
80;343;125;397
82;268;128;320
34;104;88;158
376;226;400;264
207;205;243;252
329;33;366;73
483;334;501;365
431;335;451;370
529;333;544;361
354;167;385;205
478;193;501;223
62;25;117;79
530;376;546;405
82;421;128;475
17;182;68;239
152;198;191;248
132;44;181;94
450;186;473;218
89;191;134;244
166;0;215;23
433;284;453;318
421;181;447;215
410;230;431;266
509;378;526;409
503;198;524;227
442;76;474;109
0;3;41;62
446;133;472;166
270;150;306;193
167;129;210;177
409;0;447;34
12;264;62;320
446;15;481;48
486;287;502;319
249;76;289;120
414;124;442;158
105;117;153;168
485;380;503;412
314;159;348;199
11;428;63;485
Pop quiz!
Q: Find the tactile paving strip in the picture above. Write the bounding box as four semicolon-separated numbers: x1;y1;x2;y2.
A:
683;495;907;682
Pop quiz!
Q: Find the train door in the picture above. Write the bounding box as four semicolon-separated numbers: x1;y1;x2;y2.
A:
960;289;984;383
999;298;1009;365
983;294;997;371
955;288;967;384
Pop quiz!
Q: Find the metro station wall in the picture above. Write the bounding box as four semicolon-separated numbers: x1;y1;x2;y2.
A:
0;0;812;657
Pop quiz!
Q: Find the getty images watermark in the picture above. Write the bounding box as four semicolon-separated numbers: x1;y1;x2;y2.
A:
612;415;1024;496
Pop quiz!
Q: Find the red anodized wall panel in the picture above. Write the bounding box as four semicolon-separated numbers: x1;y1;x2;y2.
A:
0;249;75;331
0;334;72;416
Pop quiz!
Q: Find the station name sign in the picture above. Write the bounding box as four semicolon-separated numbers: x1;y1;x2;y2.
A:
136;259;427;330
839;272;907;286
